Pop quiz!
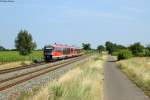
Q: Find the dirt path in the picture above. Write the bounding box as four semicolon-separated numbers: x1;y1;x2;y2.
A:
104;56;149;100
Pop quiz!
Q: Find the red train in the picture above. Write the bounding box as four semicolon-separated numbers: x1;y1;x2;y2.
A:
44;44;81;61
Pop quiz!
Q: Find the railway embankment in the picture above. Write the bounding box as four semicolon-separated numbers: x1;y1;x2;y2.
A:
0;55;96;100
17;54;104;100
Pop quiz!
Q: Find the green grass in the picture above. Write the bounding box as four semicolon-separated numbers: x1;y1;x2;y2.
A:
0;51;43;63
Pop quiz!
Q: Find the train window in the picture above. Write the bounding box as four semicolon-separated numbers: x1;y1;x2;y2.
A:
44;48;53;55
66;48;68;54
66;48;69;54
63;48;67;54
65;48;67;54
69;49;70;54
56;48;62;52
56;48;58;52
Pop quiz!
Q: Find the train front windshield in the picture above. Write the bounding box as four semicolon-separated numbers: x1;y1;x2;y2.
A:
44;48;53;55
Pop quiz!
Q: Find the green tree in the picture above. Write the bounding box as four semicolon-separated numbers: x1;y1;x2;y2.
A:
0;46;5;51
105;41;115;54
105;41;127;54
97;45;105;53
129;42;144;56
82;43;91;50
144;45;150;56
15;30;36;55
117;44;126;50
144;49;150;56
146;45;150;51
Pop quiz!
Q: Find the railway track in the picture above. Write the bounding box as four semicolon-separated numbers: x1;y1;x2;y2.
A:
0;58;68;75
0;62;46;75
0;55;83;75
0;55;88;91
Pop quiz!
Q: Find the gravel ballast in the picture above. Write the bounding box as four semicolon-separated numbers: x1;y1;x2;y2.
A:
0;56;93;100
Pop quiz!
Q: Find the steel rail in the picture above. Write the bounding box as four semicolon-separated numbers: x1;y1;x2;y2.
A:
0;56;84;83
0;55;82;75
0;55;88;91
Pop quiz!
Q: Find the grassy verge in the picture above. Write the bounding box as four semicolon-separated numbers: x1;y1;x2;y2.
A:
117;57;150;97
18;54;104;100
0;61;32;70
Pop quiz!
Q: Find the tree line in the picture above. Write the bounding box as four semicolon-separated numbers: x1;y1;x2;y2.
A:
82;41;150;60
0;30;150;59
98;41;150;60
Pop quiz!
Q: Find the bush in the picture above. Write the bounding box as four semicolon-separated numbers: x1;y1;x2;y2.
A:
144;49;150;57
129;42;144;56
117;50;133;60
112;51;120;56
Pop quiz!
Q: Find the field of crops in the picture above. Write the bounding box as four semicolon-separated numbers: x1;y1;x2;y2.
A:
0;51;43;63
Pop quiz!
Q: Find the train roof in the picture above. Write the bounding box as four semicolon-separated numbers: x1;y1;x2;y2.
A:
45;44;80;49
53;44;80;49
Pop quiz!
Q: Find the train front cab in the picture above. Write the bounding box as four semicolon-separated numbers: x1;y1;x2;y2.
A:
44;46;53;61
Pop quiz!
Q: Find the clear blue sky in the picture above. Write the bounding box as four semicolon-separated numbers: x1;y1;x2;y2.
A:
0;0;150;49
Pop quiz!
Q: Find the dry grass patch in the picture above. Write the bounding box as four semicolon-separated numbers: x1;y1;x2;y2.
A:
19;55;104;100
117;57;150;97
0;61;32;70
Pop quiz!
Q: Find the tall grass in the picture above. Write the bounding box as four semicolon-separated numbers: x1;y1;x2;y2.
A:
118;57;150;97
0;51;43;63
19;55;104;100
